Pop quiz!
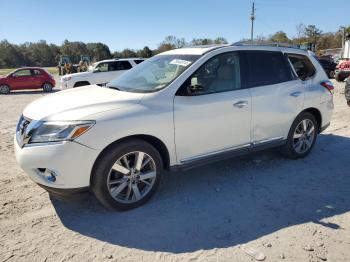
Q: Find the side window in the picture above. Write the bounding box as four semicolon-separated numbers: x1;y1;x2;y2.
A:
134;60;144;64
287;54;316;80
110;61;133;71
177;52;241;96
32;69;42;76
13;69;32;77
95;62;109;72
245;51;294;88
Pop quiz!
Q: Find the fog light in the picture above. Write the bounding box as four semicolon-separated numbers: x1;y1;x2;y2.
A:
38;168;57;182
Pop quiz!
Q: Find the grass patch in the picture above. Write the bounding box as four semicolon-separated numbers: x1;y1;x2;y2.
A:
0;67;58;76
0;68;14;75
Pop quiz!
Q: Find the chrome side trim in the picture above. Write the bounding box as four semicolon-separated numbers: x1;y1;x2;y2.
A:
180;143;251;164
179;136;285;164
252;136;284;145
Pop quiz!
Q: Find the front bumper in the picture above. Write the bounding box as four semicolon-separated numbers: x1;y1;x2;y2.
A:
59;79;74;90
14;136;99;189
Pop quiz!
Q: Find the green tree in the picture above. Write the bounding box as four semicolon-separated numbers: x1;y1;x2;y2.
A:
0;40;24;68
304;25;322;45
268;31;291;43
138;46;153;58
86;42;112;61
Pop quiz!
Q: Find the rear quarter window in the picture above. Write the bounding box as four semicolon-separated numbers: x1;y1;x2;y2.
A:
287;54;316;80
134;60;145;64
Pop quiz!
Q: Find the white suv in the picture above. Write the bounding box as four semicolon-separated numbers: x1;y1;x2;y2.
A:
15;44;334;210
60;58;145;89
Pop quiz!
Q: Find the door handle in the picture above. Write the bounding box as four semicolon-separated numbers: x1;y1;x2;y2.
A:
233;101;248;108
290;91;302;97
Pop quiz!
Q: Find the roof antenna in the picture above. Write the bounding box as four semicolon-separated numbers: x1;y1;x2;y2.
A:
250;2;256;43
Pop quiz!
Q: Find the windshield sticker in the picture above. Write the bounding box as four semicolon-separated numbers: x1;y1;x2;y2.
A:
170;59;192;67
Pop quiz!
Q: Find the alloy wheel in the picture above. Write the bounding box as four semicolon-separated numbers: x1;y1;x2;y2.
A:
107;151;157;204
292;119;316;154
0;85;10;94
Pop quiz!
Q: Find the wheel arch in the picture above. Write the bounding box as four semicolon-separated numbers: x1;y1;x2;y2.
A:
300;107;322;132
90;134;171;184
74;81;91;87
42;81;54;87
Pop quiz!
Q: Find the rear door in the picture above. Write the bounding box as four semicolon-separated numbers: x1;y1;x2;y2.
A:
244;50;303;144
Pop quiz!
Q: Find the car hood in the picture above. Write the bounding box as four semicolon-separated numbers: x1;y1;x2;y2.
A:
23;85;145;121
63;71;92;79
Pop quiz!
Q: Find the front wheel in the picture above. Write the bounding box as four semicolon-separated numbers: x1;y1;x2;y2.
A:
0;84;10;94
91;139;163;210
282;112;318;159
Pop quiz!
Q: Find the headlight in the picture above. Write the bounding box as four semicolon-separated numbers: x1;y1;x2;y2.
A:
29;120;95;143
62;76;71;81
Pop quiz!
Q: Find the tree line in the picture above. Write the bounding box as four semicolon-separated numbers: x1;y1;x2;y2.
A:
0;24;349;69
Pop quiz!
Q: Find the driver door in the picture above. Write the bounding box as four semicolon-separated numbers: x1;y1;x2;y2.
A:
92;62;110;85
174;51;252;163
10;69;35;90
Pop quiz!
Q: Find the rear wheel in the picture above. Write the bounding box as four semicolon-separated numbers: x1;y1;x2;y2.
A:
91;139;163;210
42;82;53;92
335;74;345;82
347;100;350;107
282;112;318;159
328;70;335;79
0;84;10;94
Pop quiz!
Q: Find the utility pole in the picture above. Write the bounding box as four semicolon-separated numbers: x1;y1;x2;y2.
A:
340;26;345;58
250;2;256;42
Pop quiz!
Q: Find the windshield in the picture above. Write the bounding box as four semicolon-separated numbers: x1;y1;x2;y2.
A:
107;54;200;92
88;62;97;71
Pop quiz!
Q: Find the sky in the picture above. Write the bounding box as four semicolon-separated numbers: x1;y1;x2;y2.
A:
0;0;349;52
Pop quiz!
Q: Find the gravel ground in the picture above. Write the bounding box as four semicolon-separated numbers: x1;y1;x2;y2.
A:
0;80;349;262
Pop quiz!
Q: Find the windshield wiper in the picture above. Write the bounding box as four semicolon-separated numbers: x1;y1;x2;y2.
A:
107;85;121;91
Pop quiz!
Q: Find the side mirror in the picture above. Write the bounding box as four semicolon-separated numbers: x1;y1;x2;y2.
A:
187;77;205;95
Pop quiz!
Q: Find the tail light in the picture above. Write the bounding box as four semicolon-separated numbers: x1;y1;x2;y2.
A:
321;81;334;94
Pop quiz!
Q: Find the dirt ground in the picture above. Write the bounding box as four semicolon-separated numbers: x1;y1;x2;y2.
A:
0;80;349;262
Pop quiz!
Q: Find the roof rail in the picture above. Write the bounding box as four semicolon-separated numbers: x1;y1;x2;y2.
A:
232;41;302;49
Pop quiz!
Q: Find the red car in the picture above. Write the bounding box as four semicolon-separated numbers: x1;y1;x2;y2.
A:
0;67;55;94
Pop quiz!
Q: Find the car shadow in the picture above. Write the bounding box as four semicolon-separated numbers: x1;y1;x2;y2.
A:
8;89;59;95
51;133;350;254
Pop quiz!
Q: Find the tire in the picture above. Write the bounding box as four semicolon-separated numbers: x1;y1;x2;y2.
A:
42;82;53;92
347;100;350;107
281;112;318;159
0;84;10;94
328;70;335;79
91;139;163;210
335;74;345;82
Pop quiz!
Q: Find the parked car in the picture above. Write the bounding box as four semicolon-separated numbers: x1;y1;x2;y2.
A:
60;58;145;89
345;77;350;106
15;44;334;210
0;67;55;94
318;58;337;78
335;59;350;82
